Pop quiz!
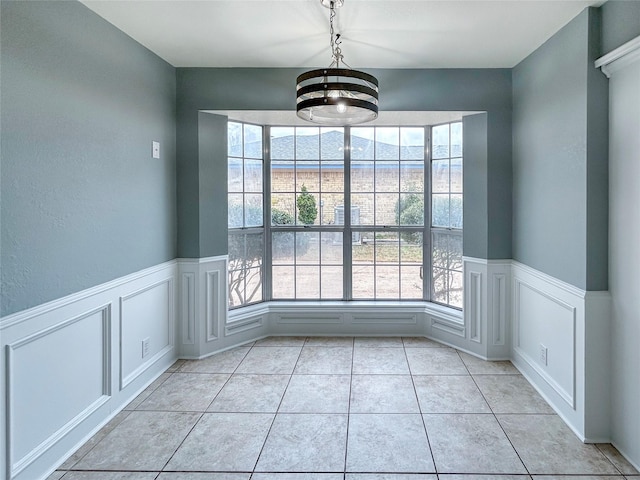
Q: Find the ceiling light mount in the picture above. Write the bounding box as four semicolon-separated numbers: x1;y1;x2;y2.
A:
296;0;379;126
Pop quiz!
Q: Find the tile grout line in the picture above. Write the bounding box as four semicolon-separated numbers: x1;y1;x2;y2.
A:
461;349;532;478
157;343;254;474
343;336;356;475
249;340;306;474
403;337;439;476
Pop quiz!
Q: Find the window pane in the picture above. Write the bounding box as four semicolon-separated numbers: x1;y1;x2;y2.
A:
351;161;374;192
450;157;463;193
376;265;400;298
397;193;424;226
432;159;449;193
432;124;450;159
228;157;243;193
272;232;295;264
244;124;262;159
400;161;424;193
449;270;463;309
245;194;263;227
353;232;374;264
228;194;244;228
431;232;449;269
450;194;463;229
244;267;263;304
351;128;374;160
375;193;398;226
451;122;463;158
432;267;448;305
272;266;294;298
271;127;294;159
376;232;399;263
375;127;399;160
228;233;263;308
449;234;463;271
321;266;343;299
401;232;423;262
271;161;295;192
321;194;344;225
296;164;320;192
375;161;399;192
271;194;295;226
296;232;319;264
400;127;425;160
321;163;344;193
351;194;374;226
228;233;244;265
401;233;423;299
296;266;319;298
296;127;319;159
244;159;262;192
228;122;243;157
431;194;450;228
321;127;344;160
296;188;319;225
321;233;343;264
401;265;423;299
352;265;375;299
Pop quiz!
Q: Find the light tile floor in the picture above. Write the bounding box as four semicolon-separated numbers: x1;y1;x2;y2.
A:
51;336;640;480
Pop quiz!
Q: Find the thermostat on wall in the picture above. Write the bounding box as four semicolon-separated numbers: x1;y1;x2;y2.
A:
152;141;160;159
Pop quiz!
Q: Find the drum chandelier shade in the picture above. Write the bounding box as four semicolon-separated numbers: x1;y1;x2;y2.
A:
296;0;379;126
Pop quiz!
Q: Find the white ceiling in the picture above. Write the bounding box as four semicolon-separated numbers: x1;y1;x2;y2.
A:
81;0;604;69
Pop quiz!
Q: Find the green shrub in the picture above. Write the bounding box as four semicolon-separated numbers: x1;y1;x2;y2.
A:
271;208;294;226
296;185;317;225
395;193;424;243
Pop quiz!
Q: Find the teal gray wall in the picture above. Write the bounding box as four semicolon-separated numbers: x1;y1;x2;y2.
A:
512;8;608;291
463;113;489;259
176;68;512;260
601;0;640;54
0;1;177;316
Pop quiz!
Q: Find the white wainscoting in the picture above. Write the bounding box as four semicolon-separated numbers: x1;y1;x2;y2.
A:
458;258;511;359
1;255;616;479
510;261;611;442
178;257;269;359
0;261;178;480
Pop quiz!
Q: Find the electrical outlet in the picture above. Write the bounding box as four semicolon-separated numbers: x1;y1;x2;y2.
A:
142;337;150;358
540;344;548;366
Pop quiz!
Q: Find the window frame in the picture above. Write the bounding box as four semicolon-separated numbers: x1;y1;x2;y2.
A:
228;121;463;310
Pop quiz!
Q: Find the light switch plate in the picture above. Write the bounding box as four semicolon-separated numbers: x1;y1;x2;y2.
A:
152;141;160;159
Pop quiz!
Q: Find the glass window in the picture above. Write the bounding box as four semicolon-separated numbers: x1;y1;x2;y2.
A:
227;120;463;309
227;122;264;308
431;121;463;309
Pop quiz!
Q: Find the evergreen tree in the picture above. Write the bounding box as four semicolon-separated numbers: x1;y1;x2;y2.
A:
296;185;318;225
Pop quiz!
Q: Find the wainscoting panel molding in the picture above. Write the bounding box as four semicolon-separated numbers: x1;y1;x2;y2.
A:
119;278;174;389
0;261;178;480
510;261;610;442
177;257;269;360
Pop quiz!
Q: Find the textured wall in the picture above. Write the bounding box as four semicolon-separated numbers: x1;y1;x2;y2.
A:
512;8;608;290
1;1;177;316
176;68;512;260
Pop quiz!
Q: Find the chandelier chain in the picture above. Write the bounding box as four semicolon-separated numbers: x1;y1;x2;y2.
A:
329;1;343;68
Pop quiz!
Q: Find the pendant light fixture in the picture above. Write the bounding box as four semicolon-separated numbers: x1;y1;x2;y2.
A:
296;0;379;126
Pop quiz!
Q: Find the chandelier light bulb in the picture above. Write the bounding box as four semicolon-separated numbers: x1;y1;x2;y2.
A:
336;102;347;113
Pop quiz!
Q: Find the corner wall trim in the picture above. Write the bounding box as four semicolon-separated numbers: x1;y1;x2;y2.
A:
596;35;640;78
